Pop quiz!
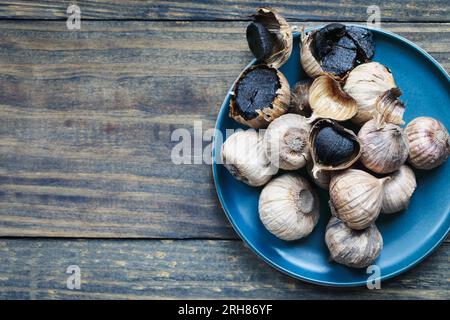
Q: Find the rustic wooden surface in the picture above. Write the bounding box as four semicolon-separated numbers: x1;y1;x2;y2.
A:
0;0;448;22
0;1;449;299
0;240;449;299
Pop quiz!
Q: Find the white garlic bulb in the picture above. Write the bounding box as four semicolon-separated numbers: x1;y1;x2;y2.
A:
405;117;450;170
358;119;409;174
381;165;417;214
325;216;383;268
264;114;311;170
259;173;320;240
344;62;397;125
221;130;276;186
329;169;388;230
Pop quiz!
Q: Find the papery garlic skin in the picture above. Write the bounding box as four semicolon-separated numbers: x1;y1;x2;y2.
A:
358;119;409;174
381;165;417;214
252;7;293;68
329;169;386;230
405;117;450;170
259;173;320;240
264;114;311;170
288;79;312;117
300;30;326;79
344;62;397;125
375;88;406;127
325;216;383;268
309;75;357;121
221;130;276;187
306;160;332;190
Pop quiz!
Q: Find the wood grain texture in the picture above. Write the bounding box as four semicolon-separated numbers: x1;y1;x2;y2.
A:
0;239;448;299
0;0;449;22
0;21;449;238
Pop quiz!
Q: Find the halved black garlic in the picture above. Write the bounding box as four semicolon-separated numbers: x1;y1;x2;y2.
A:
300;23;374;80
246;7;292;68
230;64;290;128
309;119;361;177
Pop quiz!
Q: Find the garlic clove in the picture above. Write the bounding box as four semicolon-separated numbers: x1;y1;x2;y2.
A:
329;169;387;230
264;114;311;170
344;62;397;126
381;165;417;214
325;215;383;268
247;7;292;68
405;117;450;170
230;64;290;128
358;119;409;174
221;130;277;186
375;87;406;128
259;173;320;240
288;79;313;117
308;75;357;121
246;22;276;62
309;119;361;177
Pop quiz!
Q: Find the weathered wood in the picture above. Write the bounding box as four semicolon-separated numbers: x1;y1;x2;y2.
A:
0;0;448;22
0;21;448;238
0;239;448;299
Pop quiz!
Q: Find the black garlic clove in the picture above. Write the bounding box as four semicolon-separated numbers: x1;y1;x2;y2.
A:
346;26;375;62
308;119;361;177
314;126;356;166
320;36;357;75
246;22;276;62
313;23;347;60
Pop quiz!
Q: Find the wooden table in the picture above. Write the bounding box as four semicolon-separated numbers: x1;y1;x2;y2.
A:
0;1;448;299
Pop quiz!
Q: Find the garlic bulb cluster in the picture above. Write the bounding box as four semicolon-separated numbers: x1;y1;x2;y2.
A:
325;216;383;268
221;130;276;186
329;169;387;230
259;173;320;240
344;62;397;125
221;16;449;270
308;75;357;121
406;117;450;170
358;119;409;174
381;165;417;214
264;114;310;170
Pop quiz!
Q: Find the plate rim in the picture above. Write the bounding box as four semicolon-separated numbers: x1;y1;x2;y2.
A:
212;25;450;287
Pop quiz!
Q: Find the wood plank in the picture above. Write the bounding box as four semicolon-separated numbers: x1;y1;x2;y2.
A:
0;239;448;299
0;1;449;22
0;21;449;238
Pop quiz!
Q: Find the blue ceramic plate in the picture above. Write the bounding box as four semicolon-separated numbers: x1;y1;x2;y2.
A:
212;26;450;286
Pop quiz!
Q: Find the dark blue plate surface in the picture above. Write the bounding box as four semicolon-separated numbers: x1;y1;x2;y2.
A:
212;26;450;286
